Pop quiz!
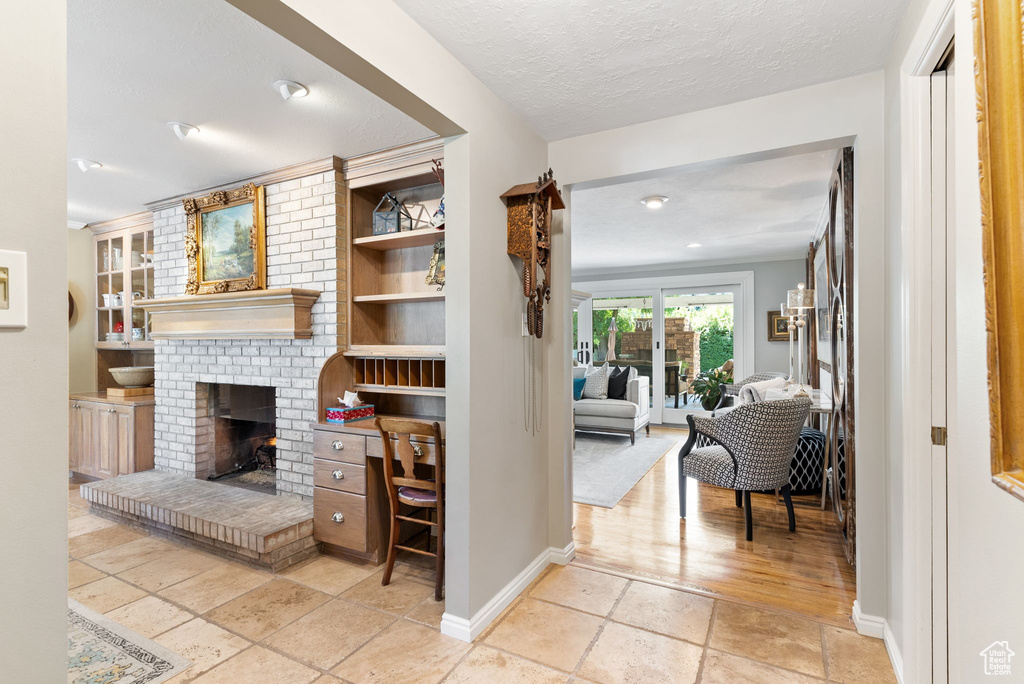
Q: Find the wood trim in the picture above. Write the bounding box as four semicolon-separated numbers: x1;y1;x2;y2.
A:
139;287;321;340
145;156;343;212
974;0;1024;501
87;211;154;235
342;137;443;187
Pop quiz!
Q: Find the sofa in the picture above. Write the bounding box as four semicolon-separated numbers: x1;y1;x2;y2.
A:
572;364;651;445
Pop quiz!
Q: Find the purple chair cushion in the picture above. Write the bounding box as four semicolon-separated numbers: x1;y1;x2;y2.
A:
398;486;437;504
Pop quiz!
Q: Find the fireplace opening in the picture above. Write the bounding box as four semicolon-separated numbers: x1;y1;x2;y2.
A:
207;383;276;493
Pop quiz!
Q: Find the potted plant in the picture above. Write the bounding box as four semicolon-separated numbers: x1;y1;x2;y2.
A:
691;368;733;411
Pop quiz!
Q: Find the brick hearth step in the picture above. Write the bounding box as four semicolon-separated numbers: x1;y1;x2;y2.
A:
80;470;317;572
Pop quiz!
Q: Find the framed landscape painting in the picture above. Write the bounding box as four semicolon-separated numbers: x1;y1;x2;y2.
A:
184;183;266;294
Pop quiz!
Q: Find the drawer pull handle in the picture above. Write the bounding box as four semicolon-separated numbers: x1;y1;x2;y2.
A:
332;440;345;451
413;445;424;458
331;512;345;523
332;470;345;480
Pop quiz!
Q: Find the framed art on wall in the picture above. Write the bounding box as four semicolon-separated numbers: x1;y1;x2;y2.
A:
975;0;1024;502
767;310;789;341
184;183;267;295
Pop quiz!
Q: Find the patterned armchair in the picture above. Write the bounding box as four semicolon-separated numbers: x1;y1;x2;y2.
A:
677;397;811;541
723;371;788;397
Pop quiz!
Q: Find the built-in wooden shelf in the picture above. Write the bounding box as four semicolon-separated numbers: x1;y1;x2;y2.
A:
353;228;444;251
353;292;444;304
344;345;445;358
353;384;445;397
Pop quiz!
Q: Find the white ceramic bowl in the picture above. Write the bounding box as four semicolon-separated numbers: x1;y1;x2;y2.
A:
109;366;154;388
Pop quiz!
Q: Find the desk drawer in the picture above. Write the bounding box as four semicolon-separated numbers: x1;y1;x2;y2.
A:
313;430;366;464
313;459;366;494
313;488;367;552
366;435;439;465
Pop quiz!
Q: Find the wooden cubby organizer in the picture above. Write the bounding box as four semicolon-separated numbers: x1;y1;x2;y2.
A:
317;140;446;422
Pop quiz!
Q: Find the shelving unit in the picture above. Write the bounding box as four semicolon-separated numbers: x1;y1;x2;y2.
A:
89;213;157;391
317;140;446;422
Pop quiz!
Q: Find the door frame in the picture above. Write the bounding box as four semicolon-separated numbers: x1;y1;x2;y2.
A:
573;270;755;424
899;1;954;681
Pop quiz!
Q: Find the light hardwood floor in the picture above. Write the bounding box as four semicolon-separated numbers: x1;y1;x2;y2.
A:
572;426;857;628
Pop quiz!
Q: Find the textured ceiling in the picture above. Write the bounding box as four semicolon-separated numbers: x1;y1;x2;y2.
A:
570;150;837;274
68;0;433;224
394;0;910;140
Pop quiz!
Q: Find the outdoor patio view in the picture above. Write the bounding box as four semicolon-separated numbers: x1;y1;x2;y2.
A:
574;293;734;410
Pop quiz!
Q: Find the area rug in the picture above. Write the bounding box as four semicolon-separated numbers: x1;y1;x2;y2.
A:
68;599;190;684
573;434;677;508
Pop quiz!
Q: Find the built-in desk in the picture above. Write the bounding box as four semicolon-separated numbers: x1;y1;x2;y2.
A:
310;416;444;564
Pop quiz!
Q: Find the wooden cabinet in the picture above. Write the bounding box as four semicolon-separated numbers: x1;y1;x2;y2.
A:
92;214;156;351
69;394;154;480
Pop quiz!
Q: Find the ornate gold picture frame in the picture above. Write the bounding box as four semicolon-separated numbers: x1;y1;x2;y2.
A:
974;0;1024;501
183;183;267;295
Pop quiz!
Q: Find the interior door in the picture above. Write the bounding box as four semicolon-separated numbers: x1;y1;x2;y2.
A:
928;56;953;684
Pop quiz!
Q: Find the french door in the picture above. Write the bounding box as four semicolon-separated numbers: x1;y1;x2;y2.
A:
573;274;751;426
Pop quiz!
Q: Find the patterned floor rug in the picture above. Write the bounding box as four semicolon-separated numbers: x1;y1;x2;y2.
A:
573;433;677;508
68;599;190;684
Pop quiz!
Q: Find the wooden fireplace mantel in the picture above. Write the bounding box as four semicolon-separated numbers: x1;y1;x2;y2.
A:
138;288;321;340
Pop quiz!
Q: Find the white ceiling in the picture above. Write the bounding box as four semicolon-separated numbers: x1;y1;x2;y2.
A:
570;149;837;274
68;0;433;224
394;0;910;140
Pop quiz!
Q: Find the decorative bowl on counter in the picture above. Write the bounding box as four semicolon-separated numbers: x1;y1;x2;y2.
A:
109;366;155;388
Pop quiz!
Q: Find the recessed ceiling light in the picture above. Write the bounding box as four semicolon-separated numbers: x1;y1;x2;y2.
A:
687;242;702;248
641;195;668;209
71;158;101;172
273;80;308;100
167;122;199;140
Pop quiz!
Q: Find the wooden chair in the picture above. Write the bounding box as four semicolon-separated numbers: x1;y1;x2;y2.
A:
375;417;445;601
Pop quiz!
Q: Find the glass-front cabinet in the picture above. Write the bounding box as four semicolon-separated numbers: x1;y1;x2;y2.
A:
94;221;154;349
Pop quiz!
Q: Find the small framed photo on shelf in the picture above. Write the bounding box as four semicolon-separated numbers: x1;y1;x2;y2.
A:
767;310;789;342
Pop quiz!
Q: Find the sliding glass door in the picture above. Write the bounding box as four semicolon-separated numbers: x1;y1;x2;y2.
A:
660;286;737;424
575;273;751;427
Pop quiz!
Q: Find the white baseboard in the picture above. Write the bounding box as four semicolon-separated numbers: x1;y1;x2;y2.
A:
852;601;903;683
852;600;885;638
440;542;575;643
883;618;905;684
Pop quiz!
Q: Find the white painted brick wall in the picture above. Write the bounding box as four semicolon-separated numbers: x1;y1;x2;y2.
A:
151;170;346;500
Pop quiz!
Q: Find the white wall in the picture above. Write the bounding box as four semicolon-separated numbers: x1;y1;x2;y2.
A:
231;0;558;637
0;0;68;678
574;258;806;374
69;227;97;392
551;73;889;622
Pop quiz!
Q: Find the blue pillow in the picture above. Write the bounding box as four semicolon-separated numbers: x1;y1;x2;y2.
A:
573;377;586;400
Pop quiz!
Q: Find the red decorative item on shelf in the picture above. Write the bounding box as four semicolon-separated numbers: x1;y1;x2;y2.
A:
326;404;375;423
113;321;124;333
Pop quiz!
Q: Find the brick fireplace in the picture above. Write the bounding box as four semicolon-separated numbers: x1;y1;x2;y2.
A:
148;161;346;501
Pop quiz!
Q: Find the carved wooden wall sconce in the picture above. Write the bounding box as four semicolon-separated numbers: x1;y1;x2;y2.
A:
501;169;565;339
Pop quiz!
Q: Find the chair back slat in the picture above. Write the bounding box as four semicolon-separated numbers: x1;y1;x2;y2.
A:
375;417;444;493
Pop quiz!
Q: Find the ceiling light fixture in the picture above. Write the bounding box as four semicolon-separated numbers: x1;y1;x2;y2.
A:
687;242;702;248
167;122;199;140
641;195;668;209
72;158;102;172
272;79;308;100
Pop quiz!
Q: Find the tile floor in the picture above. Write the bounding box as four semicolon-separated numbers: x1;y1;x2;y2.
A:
68;483;897;683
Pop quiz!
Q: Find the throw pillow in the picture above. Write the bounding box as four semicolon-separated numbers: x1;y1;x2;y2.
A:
572;377;586;401
607;366;630;400
582;363;610;400
572;364;590;380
